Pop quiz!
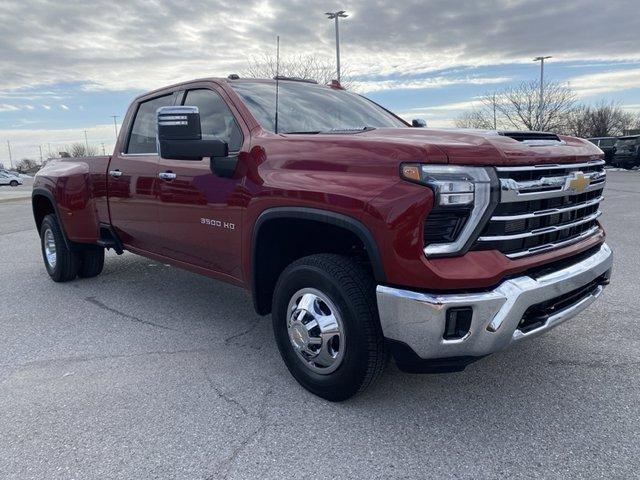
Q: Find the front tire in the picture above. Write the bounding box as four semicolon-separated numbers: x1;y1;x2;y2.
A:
40;214;79;282
272;254;387;401
9;180;18;187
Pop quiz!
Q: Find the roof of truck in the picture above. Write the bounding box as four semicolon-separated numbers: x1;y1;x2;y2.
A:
138;76;330;99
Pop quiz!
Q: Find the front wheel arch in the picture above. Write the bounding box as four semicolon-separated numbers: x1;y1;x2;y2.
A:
250;207;386;316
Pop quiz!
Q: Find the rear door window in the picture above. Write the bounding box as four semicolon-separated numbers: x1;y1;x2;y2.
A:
126;94;175;154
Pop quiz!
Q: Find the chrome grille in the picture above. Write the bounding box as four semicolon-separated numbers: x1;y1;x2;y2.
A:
474;160;605;258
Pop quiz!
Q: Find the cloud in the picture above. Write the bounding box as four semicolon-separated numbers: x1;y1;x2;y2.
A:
41;104;51;110
0;104;19;112
353;76;511;93
407;100;485;113
60;104;69;110
1;0;639;93
568;68;640;97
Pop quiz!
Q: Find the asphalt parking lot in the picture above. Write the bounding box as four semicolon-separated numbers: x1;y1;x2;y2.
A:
0;177;32;203
0;170;638;479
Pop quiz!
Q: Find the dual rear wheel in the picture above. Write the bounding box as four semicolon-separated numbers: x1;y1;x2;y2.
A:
40;214;104;282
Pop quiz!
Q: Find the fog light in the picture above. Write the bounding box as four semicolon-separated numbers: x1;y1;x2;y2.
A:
443;307;473;340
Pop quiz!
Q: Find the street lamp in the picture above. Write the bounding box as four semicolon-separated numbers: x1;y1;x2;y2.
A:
110;115;119;141
325;10;348;83
533;56;552;130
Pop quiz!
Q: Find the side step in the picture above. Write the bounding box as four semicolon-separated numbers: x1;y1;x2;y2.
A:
98;223;124;255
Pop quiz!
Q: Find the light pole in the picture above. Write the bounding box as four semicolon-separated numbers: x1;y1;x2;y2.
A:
84;130;89;154
110;115;119;141
6;140;13;169
325;10;348;83
533;56;552;131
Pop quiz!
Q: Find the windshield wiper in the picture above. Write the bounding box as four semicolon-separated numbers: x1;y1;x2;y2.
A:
282;126;376;134
323;126;376;134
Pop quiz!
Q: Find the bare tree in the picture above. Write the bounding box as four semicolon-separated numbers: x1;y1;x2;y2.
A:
454;110;494;129
16;158;38;173
631;114;640;134
497;81;576;131
455;92;502;129
561;104;593;138
456;81;575;132
587;101;635;137
560;102;636;138
68;142;97;157
243;53;352;88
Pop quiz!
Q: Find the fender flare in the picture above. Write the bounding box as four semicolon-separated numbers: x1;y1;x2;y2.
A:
251;207;386;314
31;188;75;251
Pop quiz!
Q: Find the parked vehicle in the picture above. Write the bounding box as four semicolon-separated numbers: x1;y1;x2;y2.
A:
0;171;22;187
588;137;617;164
32;77;612;401
611;135;640;169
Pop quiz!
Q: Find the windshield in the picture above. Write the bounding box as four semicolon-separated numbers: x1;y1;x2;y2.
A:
231;81;406;133
616;137;639;147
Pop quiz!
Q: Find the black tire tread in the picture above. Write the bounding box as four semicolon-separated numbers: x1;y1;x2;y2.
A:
78;246;105;278
40;214;79;282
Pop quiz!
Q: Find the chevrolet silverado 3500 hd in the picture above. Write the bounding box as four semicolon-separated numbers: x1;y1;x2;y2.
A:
32;77;612;401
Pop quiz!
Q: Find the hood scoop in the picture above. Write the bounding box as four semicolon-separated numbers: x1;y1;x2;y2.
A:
499;131;564;146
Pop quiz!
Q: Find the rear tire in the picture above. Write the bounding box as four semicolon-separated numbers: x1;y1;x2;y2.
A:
40;214;79;282
9;180;18;187
272;254;387;401
78;245;105;278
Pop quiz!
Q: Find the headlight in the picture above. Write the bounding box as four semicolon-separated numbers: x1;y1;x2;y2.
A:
401;164;497;257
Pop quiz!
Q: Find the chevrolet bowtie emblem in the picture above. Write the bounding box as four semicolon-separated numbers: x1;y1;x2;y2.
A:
565;171;590;193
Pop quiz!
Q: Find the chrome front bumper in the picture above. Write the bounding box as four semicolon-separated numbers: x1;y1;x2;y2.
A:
377;243;613;361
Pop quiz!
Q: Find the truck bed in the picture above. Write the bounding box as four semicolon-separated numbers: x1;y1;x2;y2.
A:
33;156;112;243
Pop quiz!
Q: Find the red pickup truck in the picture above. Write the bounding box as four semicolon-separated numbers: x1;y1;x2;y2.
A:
32;77;612;401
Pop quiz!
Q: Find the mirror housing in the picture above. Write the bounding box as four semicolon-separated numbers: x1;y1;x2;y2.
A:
412;118;427;128
156;106;229;161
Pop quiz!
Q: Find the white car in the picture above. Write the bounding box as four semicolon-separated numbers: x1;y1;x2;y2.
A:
0;172;23;187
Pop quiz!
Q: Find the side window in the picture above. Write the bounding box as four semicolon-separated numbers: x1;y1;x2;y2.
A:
183;89;243;152
126;94;175;154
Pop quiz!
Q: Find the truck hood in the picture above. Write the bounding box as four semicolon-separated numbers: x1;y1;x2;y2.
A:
354;128;602;166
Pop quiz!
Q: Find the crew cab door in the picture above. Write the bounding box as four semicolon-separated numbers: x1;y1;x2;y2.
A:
156;87;245;281
107;93;177;252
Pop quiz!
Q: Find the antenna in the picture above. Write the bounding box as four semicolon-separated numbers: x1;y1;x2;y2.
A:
274;35;280;134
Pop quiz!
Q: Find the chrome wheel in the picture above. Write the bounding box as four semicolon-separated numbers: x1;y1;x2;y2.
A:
43;228;57;269
286;288;345;375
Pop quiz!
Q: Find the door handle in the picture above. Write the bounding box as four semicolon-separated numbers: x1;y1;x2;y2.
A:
158;171;177;180
109;169;123;178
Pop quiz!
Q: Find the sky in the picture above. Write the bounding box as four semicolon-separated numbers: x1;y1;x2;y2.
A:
1;0;639;165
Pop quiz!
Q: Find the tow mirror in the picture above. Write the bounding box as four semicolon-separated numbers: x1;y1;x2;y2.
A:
157;106;235;177
412;118;427;128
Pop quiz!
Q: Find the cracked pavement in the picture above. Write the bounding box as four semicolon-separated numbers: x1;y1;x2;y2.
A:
0;170;639;479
